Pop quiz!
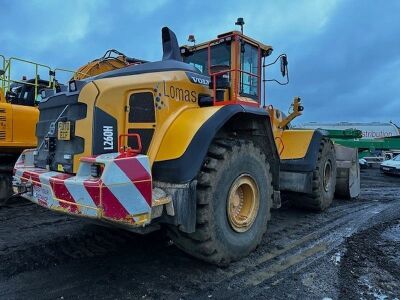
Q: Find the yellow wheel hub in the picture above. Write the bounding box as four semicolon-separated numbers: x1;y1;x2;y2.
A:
227;174;260;233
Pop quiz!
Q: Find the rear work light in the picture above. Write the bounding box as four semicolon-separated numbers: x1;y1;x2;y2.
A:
90;164;104;178
69;80;77;92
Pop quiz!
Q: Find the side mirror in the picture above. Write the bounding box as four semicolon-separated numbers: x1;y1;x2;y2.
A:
280;55;288;77
264;54;289;85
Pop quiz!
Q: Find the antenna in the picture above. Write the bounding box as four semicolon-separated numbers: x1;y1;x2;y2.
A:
235;17;245;34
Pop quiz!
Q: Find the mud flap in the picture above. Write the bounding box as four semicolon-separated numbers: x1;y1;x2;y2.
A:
155;180;197;233
334;145;360;199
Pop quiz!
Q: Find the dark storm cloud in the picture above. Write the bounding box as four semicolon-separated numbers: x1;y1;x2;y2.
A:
266;0;400;124
0;0;398;124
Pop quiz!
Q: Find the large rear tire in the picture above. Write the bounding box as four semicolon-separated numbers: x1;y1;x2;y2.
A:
296;138;337;211
0;155;18;205
0;172;12;205
168;139;272;265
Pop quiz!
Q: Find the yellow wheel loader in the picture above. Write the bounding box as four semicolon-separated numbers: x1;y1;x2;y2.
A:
0;51;145;203
12;22;358;265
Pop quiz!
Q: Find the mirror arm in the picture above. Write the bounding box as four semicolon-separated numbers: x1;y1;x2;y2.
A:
264;73;289;86
263;54;289;85
263;53;286;67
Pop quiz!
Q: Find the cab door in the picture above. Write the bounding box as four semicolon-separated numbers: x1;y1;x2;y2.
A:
125;91;156;155
239;42;260;101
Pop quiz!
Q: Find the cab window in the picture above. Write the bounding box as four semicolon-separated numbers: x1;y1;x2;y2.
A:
240;43;259;100
183;43;231;76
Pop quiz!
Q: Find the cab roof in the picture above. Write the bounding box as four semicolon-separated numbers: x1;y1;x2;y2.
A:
181;30;273;53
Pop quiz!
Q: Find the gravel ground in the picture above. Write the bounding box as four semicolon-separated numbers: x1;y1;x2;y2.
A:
0;167;399;299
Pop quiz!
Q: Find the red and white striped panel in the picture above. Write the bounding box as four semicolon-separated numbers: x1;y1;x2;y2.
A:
13;150;153;226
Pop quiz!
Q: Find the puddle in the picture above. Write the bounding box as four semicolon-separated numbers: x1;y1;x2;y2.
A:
381;223;400;242
331;251;342;265
358;275;390;300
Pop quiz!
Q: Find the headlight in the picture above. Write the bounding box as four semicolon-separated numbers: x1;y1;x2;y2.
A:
69;80;77;92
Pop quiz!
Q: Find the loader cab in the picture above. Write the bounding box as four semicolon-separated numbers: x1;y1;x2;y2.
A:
181;31;273;106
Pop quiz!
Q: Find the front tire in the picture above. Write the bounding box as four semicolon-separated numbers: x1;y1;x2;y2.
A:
168;139;272;265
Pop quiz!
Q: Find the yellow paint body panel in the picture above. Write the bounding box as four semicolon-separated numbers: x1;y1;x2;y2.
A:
279;130;314;160
0;101;38;152
0;90;5;103
74;82;99;171
267;106;316;160
156;106;222;161
75;71;211;172
74;68;315;172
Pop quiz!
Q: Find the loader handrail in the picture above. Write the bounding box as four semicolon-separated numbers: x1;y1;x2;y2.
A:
0;55;6;92
118;133;143;157
208;68;260;107
0;56;89;104
52;68;89;87
207;32;262;107
275;136;285;156
4;57;53;102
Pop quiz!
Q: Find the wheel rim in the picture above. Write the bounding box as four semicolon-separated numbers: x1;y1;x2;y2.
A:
227;174;260;233
323;160;332;192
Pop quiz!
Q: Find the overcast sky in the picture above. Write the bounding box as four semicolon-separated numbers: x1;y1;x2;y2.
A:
1;0;399;124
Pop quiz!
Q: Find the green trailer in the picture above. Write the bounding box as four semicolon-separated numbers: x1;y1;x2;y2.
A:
322;128;400;159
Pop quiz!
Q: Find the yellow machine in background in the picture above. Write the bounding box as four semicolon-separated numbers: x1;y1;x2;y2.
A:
73;49;147;80
13;20;359;265
269;97;360;202
0;55;45;201
0;51;144;202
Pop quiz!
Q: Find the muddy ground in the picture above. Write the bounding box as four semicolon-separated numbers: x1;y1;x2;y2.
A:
0;167;399;300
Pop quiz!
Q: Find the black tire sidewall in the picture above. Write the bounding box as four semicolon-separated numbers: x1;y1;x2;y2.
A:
316;143;336;204
211;148;270;258
0;174;12;202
